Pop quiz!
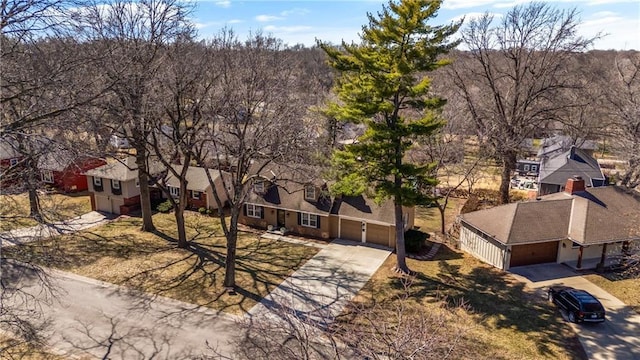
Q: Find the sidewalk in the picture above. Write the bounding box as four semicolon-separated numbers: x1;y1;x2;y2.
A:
1;211;112;246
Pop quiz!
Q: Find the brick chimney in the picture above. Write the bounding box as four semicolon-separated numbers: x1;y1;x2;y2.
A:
565;176;586;195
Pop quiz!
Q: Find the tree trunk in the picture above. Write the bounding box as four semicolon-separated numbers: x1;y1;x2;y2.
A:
500;152;516;204
26;157;42;222
174;205;188;249
438;204;446;235
394;202;410;274
223;211;239;289
136;150;155;232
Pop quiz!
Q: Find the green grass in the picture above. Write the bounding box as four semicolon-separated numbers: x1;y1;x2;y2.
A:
583;274;640;313
4;212;318;314
0;191;92;231
353;247;585;359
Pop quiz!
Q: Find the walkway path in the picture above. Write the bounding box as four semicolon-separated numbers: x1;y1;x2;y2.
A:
1;211;112;246
248;238;391;324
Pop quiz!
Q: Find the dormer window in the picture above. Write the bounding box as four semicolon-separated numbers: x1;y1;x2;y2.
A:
304;185;316;201
254;180;264;193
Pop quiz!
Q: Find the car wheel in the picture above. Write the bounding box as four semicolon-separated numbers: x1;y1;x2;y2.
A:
568;311;576;323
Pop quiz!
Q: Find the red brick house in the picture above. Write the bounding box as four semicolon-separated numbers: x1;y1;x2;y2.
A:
38;151;106;192
162;166;231;211
0;138;24;189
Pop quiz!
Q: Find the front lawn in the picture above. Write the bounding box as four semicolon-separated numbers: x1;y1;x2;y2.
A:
413;197;465;234
349;246;586;359
583;274;640;313
0;191;92;231
4;212;318;314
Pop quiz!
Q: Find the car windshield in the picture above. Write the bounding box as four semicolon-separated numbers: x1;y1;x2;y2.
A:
583;303;603;312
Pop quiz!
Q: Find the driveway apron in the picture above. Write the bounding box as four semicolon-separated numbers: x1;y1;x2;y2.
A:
510;263;640;360
248;238;391;323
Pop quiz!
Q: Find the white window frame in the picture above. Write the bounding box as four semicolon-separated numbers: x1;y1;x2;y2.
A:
10;158;18;166
192;190;201;199
524;164;530;171
42;170;54;183
111;179;121;189
169;186;179;197
93;177;102;187
304;185;316;200
246;204;262;218
531;165;537;172
254;180;264;193
300;212;318;228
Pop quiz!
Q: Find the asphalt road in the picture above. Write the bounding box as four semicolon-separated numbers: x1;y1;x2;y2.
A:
3;260;240;359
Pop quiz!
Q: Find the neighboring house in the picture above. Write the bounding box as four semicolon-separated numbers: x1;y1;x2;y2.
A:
239;165;415;248
459;176;640;270
162;166;231;211
515;160;540;177
538;146;606;195
38;151;105;192
109;134;130;149
85;156;163;215
0;137;25;190
537;135;598;159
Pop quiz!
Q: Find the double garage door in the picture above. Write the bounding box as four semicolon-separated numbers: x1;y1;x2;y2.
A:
339;219;392;247
509;241;559;267
95;195;124;215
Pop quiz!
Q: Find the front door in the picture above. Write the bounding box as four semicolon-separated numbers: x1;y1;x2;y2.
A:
277;209;286;228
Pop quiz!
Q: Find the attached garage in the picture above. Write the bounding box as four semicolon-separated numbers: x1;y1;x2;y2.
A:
509;241;559;268
366;223;390;247
95;195;123;215
340;219;362;242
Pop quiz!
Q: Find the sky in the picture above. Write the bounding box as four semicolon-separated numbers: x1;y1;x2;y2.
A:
191;0;640;50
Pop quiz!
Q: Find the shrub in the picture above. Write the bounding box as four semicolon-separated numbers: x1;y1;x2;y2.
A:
198;207;207;214
404;229;429;253
156;200;173;213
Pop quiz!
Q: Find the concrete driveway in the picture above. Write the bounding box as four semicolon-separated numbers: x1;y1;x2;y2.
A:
248;238;391;323
510;263;640;360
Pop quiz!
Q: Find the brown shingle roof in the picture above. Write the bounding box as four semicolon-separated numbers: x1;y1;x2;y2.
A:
460;186;640;245
85;157;163;181
331;195;396;225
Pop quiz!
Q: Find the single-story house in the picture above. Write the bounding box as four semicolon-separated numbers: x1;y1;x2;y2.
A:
38;150;105;192
459;176;640;270
239;164;415;248
162;165;231;211
85;156;163;215
538;146;606;195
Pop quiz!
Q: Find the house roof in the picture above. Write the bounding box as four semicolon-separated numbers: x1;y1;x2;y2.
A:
85;156;163;181
37;149;88;172
164;166;224;192
0;138;20;160
537;135;598;158
331;195;397;225
460;186;640;246
245;181;333;216
539;146;604;186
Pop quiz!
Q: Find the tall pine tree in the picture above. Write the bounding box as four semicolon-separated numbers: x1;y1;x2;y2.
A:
319;0;460;273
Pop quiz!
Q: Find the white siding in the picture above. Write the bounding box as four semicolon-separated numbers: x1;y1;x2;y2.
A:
460;225;507;270
557;239;624;263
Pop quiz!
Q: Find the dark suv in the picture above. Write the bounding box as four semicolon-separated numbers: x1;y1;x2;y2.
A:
548;286;605;323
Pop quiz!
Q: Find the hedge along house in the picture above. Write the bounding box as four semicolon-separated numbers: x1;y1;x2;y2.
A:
239;164;415;248
459;177;640;270
85;156;164;215
162;165;232;212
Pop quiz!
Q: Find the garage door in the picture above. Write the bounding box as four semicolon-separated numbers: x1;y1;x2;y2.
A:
367;223;390;247
95;196;122;215
509;241;559;267
340;219;362;242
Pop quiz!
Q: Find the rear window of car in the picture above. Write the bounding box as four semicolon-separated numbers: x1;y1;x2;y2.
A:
582;303;604;312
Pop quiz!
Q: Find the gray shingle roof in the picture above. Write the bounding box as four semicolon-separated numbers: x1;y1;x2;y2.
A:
460;186;640;246
539;146;604;186
164;166;224;192
85;157;163;181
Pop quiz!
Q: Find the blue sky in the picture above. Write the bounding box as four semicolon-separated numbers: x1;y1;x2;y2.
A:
191;0;639;50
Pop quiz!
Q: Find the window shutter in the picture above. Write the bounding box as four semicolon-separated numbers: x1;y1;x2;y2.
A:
297;212;301;225
316;216;321;229
243;204;247;216
260;206;264;219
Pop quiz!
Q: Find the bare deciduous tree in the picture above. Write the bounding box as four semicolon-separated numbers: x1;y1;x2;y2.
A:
451;2;596;204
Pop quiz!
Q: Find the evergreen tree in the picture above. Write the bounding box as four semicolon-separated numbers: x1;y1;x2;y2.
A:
319;0;460;273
